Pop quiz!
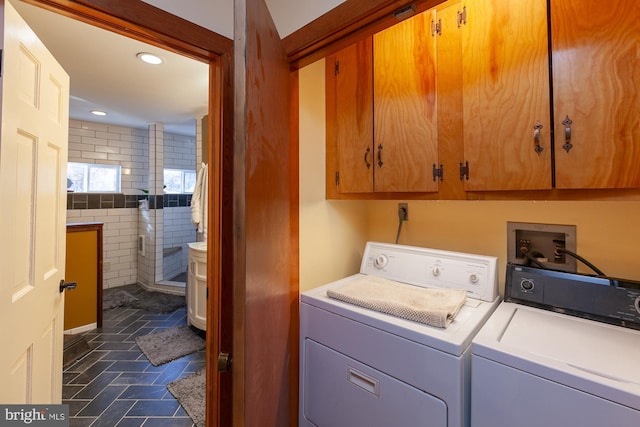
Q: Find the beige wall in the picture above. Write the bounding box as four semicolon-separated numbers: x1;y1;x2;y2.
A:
299;60;640;295
367;200;640;294
299;59;369;292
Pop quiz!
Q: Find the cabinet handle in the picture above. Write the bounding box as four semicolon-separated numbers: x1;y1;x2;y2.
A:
377;144;384;168
457;6;467;27
364;146;371;169
533;121;544;156
562;115;573;153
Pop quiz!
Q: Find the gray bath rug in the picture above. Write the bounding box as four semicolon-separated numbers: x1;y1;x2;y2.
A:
102;289;138;310
103;283;185;313
167;368;206;427
135;326;205;366
127;291;185;313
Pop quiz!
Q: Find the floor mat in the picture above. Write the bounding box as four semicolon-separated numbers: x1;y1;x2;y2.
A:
135;326;205;366
167;368;206;427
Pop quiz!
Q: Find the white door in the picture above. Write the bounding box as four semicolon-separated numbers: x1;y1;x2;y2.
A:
0;0;69;403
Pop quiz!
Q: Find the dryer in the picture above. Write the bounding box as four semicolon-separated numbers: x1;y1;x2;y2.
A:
471;264;640;427
299;242;500;427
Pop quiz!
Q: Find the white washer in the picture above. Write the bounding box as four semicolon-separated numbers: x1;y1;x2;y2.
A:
471;265;640;427
299;242;500;427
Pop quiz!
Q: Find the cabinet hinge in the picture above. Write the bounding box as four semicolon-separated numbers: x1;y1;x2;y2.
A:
457;5;467;28
459;161;470;181
335;171;340;186
432;164;444;182
431;19;442;36
335;60;340;75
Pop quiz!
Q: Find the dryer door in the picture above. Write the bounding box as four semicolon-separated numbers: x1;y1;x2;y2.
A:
302;339;447;427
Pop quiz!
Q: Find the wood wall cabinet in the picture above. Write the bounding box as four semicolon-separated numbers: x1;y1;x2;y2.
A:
64;222;103;331
373;8;438;193
551;0;640;189
326;2;462;198
326;37;374;195
327;0;638;198
460;0;639;192
460;0;552;191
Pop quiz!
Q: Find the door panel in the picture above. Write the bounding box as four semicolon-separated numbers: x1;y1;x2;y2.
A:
374;10;439;193
333;39;374;194
0;0;69;403
461;0;551;191
234;0;296;424
552;0;640;189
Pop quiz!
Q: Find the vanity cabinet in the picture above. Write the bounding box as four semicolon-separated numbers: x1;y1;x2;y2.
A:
326;3;461;198
64;222;103;332
459;0;639;192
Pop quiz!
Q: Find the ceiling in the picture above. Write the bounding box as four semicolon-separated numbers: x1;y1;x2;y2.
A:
12;0;345;136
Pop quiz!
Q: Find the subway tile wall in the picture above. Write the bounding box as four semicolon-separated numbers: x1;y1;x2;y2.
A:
66;120;198;289
68;119;149;195
67;208;138;289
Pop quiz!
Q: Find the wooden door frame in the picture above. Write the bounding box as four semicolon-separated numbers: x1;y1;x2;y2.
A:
17;1;234;425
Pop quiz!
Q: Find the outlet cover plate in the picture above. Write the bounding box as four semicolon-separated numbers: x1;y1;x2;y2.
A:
507;221;577;273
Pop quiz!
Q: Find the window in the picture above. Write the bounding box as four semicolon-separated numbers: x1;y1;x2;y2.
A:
164;169;197;194
67;162;121;193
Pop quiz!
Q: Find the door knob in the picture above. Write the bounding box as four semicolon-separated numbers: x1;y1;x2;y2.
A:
217;352;232;372
59;280;77;293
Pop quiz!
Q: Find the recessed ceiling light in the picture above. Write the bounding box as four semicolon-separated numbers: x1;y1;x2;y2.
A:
90;110;107;116
136;52;163;65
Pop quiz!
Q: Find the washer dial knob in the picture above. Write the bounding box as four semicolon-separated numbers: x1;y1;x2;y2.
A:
635;296;640;315
374;254;388;269
432;267;441;277
520;279;535;292
469;273;479;283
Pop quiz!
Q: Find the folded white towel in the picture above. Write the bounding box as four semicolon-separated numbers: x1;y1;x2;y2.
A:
191;162;208;237
327;275;467;328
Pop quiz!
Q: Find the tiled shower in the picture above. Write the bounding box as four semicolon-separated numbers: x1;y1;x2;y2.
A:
66;118;203;291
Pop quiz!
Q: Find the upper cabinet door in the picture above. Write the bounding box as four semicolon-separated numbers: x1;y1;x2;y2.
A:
327;38;374;195
460;0;552;191
374;10;439;193
552;0;640;189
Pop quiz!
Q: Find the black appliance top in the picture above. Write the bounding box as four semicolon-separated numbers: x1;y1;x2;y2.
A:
504;263;640;330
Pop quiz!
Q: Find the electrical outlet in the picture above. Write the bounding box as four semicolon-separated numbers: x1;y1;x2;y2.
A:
507;222;577;272
398;203;409;221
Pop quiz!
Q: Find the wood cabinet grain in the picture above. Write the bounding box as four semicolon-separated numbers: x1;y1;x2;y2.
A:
460;0;552;191
552;0;640;189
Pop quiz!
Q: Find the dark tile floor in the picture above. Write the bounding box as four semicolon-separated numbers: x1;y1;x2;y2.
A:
63;306;205;426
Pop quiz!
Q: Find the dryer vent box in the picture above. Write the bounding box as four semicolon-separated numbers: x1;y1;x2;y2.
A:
507;222;577;273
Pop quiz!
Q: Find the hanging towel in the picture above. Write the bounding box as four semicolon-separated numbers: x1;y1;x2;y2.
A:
327;275;467;328
191;162;208;238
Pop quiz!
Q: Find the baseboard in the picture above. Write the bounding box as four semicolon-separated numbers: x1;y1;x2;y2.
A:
64;323;97;335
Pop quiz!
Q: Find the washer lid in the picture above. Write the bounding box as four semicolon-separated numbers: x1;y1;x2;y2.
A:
473;303;640;410
501;308;640;386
